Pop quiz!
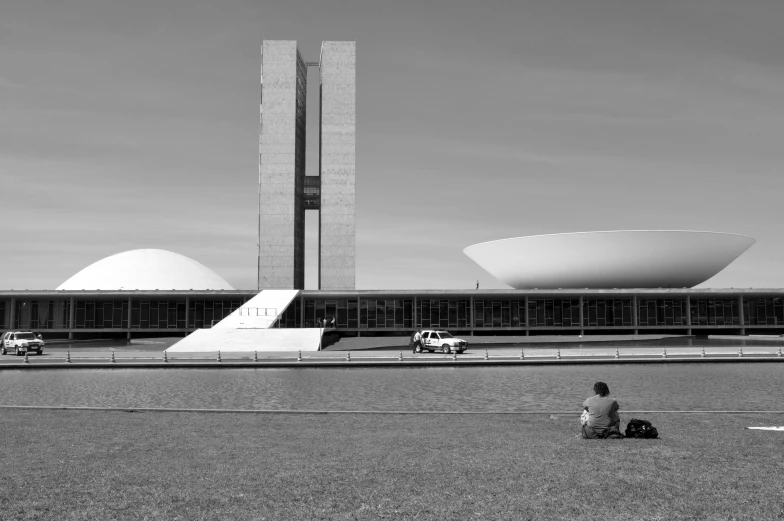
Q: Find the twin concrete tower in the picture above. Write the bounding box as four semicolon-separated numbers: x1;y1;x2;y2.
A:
258;40;356;290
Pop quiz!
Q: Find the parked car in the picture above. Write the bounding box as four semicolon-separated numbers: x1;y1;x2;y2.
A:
1;331;45;356
415;329;468;354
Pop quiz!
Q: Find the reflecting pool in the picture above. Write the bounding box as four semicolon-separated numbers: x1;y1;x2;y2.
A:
1;363;781;412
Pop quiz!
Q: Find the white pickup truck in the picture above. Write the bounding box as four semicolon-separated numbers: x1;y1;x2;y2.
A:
1;331;45;356
416;329;468;354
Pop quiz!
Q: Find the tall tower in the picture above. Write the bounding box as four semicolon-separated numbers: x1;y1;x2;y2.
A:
258;40;355;290
258;41;307;289
319;41;356;290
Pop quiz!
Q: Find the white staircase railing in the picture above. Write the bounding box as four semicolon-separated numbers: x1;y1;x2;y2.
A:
238;307;277;317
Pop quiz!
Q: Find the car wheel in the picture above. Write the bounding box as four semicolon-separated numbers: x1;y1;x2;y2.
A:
458;350;465;354
415;345;422;353
442;344;451;354
15;348;21;356
428;350;434;353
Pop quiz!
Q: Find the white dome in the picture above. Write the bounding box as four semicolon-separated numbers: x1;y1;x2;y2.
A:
464;230;755;289
57;249;234;290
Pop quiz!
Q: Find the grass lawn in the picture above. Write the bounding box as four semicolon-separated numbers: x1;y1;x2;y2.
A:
1;410;783;520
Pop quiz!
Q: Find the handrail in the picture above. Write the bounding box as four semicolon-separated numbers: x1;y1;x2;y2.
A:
238;307;277;317
2;346;782;365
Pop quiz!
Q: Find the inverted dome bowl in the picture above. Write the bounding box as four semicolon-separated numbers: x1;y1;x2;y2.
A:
463;231;755;289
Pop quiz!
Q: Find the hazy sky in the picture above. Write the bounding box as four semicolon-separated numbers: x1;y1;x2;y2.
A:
2;0;784;290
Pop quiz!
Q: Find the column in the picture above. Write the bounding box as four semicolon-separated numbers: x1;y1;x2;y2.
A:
184;296;190;332
685;295;691;335
632;295;638;335
738;295;745;336
9;297;16;330
68;297;75;339
469;296;474;336
524;296;529;336
579;295;584;336
127;296;133;339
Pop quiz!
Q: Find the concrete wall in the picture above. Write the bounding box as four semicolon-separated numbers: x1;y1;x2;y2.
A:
318;41;356;290
259;40;307;289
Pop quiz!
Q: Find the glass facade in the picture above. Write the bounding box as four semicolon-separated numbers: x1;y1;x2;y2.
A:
361;299;412;329
744;298;784;326
4;293;784;333
474;299;522;328
690;298;740;326
294;298;444;329
357;299;411;329
528;299;580;327
75;299;128;329
279;298;301;328
419;299;466;329
129;300;185;329
14;300;71;329
188;299;246;329
301;299;361;328
637;298;687;326
582;299;633;327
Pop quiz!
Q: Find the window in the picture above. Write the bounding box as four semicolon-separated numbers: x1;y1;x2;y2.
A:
528;299;580;327
690;298;739;326
583;299;633;327
743;298;784;326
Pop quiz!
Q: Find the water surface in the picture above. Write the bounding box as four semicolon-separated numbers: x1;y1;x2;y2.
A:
1;364;781;412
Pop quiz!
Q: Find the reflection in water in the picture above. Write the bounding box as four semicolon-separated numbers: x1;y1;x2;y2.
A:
1;364;781;412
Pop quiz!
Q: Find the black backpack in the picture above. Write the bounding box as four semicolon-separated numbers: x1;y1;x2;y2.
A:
625;418;658;439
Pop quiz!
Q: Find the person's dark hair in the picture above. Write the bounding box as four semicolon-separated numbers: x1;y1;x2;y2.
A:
593;381;610;397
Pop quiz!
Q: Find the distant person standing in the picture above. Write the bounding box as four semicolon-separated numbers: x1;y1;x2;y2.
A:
411;330;422;353
476;280;479;290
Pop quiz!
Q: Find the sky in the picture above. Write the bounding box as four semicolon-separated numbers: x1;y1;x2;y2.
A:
2;0;784;291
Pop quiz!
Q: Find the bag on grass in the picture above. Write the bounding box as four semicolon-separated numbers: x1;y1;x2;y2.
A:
580;410;590;426
625;418;658;439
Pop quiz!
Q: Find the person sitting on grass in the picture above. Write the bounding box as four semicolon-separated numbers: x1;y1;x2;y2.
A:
581;381;623;439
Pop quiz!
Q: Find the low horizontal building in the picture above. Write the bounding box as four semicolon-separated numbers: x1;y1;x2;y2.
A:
6;247;780;341
2;288;784;339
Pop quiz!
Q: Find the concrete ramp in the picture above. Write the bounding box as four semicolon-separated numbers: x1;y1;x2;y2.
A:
167;290;314;352
213;290;299;329
167;328;324;353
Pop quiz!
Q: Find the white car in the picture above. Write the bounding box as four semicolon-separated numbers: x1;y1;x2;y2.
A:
1;331;45;356
416;329;468;354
